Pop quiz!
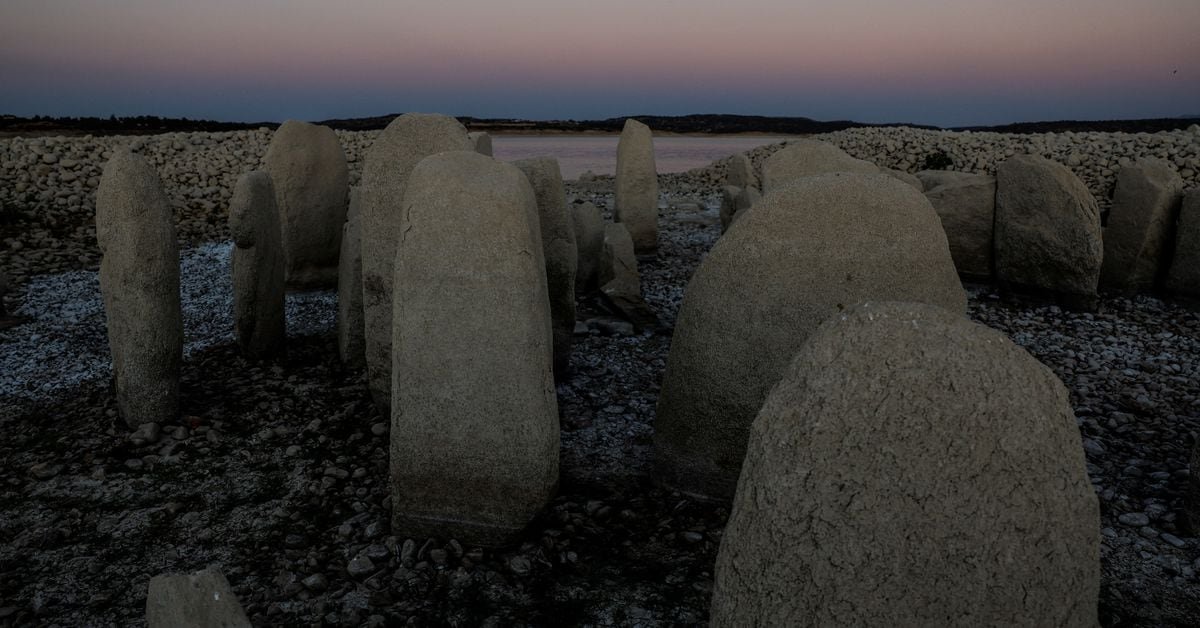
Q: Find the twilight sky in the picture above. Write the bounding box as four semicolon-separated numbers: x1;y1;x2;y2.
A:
1;0;1198;127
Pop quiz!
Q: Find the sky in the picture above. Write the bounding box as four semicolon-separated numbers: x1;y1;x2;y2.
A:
1;0;1198;127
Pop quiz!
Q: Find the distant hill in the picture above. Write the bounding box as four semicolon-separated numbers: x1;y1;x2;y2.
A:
2;112;1198;137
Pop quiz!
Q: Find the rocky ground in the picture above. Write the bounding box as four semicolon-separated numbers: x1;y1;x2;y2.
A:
1;129;1199;626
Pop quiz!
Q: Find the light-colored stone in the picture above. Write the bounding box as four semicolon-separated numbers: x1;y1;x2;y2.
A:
96;147;182;429
468;131;493;156
654;173;965;501
1100;158;1184;295
727;153;756;189
614;119;658;252
884;167;923;191
711;301;1099;627
338;188;365;367
391;151;558;546
571;201;604;295
514;157;577;380
146;567;251;628
361;113;472;413
599;222;640;300
924;172;997;278
263;120;349;289
760;139;878;193
720;185;760;232
916;169;978;192
229;170;285;358
995;155;1103;307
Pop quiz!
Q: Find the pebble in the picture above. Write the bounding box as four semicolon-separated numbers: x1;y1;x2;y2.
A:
1118;512;1151;527
346;555;375;579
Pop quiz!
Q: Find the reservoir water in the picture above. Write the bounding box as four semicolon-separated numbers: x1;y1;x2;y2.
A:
491;135;793;179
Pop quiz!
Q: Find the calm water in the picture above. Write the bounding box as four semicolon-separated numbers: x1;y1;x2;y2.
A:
492;135;794;179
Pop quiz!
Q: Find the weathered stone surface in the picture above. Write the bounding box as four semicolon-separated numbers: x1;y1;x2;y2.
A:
338;188;365;367
146;568;252;628
263;120;349;289
572;201;604;295
1101;159;1184;295
710;301;1099;627
96;147;182;429
229;170;285;358
0;271;7;316
361;113;472;413
995;155;1103;307
599;222;640;300
726;153;756;189
760;139;878;193
391;151;558;546
514;157;578;380
924;172;997;278
468;131;493;156
1168;189;1200;303
1188;439;1200;533
654;173;965;501
884;167;923;191
720;185;760;232
916;169;977;192
614;119;658;252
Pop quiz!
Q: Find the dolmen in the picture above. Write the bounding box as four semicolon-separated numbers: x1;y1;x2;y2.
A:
710;302;1099;626
264;120;349;290
921;170;997;279
360;113;473;414
614;119;658;252
228;170;286;358
96;147;182;429
654;173;965;501
390;150;558;546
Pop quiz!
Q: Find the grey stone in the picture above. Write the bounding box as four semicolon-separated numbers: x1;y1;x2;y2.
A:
884;167;923;191
711;302;1099;627
347;555;375;579
514;157;577;380
1101;159;1184;295
146;567;251;628
599;223;640;300
391;151;558;546
923;172;997;279
1168;189;1200;303
96;147;182;429
916;169;977;192
1118;512;1151;527
229;170;286;358
760;139;878;194
571;202;605;295
338;188;365;368
361;113;473;414
1188;440;1200;534
726;153;756;189
264;120;349;289
468;131;493;156
614;119;658;252
654;174;965;501
719;185;760;233
995;155;1103;307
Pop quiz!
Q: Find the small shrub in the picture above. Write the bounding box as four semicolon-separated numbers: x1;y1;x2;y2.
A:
922;151;954;171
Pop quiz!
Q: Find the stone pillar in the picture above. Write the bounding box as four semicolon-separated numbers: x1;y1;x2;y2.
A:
338;188;366;367
614;119;658;252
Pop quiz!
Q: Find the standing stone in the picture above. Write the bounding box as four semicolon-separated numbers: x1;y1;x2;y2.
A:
1168;189;1200;303
884;167;923;191
720;185;760;233
263;120;349;290
917;169;976;192
96;147;182;429
468;131;493;156
229;170;286;358
391;151;558;546
995;155;1103;308
923;172;997;279
599;223;640;299
654;174;965;501
572;201;605;295
338;188;366;367
727;153;756;189
711;301;1099;627
361;113;472;413
614;119;658;252
0;271;7;317
146;568;252;628
514;157;578;380
1188;439;1200;533
1100;159;1184;295
760;139;878;194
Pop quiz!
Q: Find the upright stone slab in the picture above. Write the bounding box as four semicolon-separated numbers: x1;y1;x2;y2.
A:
338;188;366;367
1188;439;1200;533
720;185;760;233
264;120;349;289
468;131;493;156
391;151;559;545
0;271;8;317
727;153;756;189
96;147;182;429
361;113;472;413
614;119;658;252
572;201;605;295
599;222;641;299
514;157;578;380
654;174;965;501
884;167;923;191
760;139;878;194
924;172;997;279
1167;189;1200;303
995;155;1103;307
917;169;976;192
229;170;286;358
1100;159;1184;295
146;568;252;628
710;302;1099;627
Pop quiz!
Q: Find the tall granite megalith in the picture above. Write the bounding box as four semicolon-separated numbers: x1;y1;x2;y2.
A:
338;188;366;368
614;119;658;252
229;170;286;358
1100;159;1183;295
